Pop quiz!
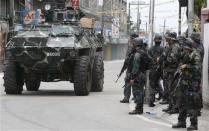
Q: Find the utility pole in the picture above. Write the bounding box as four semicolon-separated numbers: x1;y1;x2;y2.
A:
162;20;168;46
129;1;148;35
9;0;14;28
137;0;140;34
145;22;148;36
188;0;194;36
148;0;155;47
128;3;131;35
146;0;155;104
101;0;105;36
178;3;181;35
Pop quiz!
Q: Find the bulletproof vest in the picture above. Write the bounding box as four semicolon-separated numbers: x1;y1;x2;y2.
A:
149;45;164;62
164;43;180;69
136;49;153;71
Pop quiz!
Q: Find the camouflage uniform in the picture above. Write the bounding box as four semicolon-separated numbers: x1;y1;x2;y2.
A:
120;34;138;103
190;33;204;111
172;39;201;130
148;35;164;106
161;32;181;112
122;48;134;102
129;38;146;115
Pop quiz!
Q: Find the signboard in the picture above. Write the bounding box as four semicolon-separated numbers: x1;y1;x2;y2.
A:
24;0;34;25
112;18;120;38
71;0;80;9
25;0;33;11
98;0;103;6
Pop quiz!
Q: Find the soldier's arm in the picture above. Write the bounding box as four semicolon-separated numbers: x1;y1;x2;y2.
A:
167;46;179;64
186;52;201;70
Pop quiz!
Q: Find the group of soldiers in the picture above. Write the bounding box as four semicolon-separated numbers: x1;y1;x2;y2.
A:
118;32;204;130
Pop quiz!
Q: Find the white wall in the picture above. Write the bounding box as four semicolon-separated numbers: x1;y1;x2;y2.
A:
208;0;209;8
203;23;209;106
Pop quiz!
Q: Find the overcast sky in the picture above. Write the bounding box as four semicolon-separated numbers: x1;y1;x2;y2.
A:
127;0;188;34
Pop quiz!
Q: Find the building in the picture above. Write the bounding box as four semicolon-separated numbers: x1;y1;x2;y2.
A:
80;0;127;40
202;0;209;107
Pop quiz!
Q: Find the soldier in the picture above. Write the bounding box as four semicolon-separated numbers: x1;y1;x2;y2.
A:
190;32;204;116
129;38;147;115
148;34;164;107
160;32;181;114
172;38;201;130
120;33;138;103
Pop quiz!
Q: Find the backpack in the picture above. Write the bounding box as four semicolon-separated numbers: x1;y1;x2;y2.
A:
138;50;154;71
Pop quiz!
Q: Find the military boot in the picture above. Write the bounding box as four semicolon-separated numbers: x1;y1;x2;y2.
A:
129;105;143;115
129;110;143;115
187;125;198;130
168;109;179;114
120;98;129;103
149;102;156;107
172;122;186;128
159;100;168;105
129;108;143;115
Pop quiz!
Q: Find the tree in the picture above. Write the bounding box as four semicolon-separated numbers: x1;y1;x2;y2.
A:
194;0;207;18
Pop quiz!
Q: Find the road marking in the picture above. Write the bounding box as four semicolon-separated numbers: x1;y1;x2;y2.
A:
129;101;172;128
135;115;172;128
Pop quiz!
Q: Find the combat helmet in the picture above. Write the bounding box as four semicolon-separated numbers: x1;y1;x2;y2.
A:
190;32;201;43
183;38;193;50
165;32;177;40
154;34;162;42
133;38;144;47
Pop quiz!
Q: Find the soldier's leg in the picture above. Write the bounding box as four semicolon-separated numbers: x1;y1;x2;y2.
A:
149;70;158;107
163;72;174;112
188;109;198;130
121;73;131;103
160;71;169;104
172;87;187;129
123;82;131;99
156;79;163;100
154;70;163;101
168;75;179;114
129;75;145;115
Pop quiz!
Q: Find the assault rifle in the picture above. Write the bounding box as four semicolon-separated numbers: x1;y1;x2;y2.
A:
169;68;183;95
115;64;127;83
115;53;134;83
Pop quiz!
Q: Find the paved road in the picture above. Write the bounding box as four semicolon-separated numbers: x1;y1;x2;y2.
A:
0;61;185;131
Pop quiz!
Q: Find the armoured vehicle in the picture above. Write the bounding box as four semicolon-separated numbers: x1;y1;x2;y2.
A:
3;5;104;96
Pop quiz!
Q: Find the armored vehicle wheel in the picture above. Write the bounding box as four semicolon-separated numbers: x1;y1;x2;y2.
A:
4;60;24;94
74;56;92;96
25;77;41;91
91;52;104;92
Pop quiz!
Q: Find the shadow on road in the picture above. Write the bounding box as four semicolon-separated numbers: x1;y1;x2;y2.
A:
1;90;76;97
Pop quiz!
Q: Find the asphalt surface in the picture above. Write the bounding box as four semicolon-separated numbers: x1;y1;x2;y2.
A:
0;61;188;131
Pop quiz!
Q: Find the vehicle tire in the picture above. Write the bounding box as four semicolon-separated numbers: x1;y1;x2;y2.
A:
3;60;24;94
74;56;92;96
25;76;41;91
91;52;104;92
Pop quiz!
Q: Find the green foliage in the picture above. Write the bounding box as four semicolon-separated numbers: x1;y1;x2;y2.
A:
194;0;207;18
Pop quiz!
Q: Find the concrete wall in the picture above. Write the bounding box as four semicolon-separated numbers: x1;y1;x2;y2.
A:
103;43;128;61
203;23;209;107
